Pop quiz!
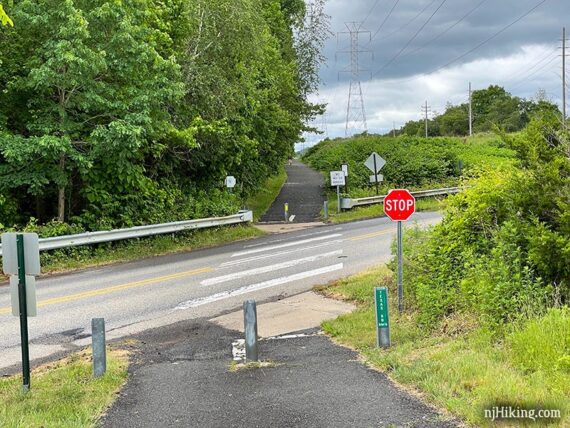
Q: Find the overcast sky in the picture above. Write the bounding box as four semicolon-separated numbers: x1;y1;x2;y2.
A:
300;0;570;148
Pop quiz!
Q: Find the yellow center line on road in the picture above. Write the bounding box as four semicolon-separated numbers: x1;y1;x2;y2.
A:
349;229;394;241
0;266;214;315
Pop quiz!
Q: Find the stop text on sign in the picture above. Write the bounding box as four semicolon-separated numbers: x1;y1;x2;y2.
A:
384;199;414;212
383;189;415;221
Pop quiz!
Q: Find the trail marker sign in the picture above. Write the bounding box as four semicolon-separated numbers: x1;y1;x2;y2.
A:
383;189;415;221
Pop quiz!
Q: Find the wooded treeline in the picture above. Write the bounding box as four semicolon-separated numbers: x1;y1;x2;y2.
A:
397;85;560;137
0;0;329;231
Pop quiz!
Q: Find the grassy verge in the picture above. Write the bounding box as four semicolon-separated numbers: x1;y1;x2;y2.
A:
0;347;128;427
246;168;287;222
34;224;264;276
317;267;569;427
324;195;446;224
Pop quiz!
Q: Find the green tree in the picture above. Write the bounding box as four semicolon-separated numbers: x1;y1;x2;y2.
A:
0;0;183;223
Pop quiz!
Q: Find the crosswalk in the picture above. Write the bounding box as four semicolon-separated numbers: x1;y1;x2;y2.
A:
175;229;349;310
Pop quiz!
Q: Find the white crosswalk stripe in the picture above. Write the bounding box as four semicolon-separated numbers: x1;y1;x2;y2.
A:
175;264;344;310
203;250;342;286
220;240;343;268
231;234;342;258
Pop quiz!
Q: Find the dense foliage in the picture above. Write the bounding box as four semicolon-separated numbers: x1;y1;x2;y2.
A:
0;0;329;231
403;113;570;331
302;133;516;194
399;85;560;137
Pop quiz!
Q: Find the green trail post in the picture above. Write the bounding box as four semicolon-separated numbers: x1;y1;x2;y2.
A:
16;234;31;392
374;287;391;348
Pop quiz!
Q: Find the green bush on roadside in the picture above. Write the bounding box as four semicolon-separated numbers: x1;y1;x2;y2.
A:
400;115;570;332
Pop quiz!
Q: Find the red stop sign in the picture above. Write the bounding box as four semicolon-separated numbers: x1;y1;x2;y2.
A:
383;189;415;221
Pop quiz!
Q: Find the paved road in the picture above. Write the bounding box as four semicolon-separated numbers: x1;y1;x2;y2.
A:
0;213;441;374
100;322;457;428
259;160;325;223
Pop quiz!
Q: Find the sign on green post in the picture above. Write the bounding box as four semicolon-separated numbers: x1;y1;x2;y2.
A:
374;287;391;348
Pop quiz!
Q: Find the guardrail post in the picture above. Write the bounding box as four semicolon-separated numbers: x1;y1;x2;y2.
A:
243;300;258;362
92;318;107;378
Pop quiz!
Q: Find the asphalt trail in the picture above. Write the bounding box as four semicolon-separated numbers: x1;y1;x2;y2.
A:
259;160;325;223
100;321;458;428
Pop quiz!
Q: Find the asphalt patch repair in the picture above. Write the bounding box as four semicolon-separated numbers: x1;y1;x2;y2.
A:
100;320;458;428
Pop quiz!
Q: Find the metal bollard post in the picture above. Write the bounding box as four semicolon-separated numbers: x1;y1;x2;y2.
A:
284;203;289;223
323;201;329;221
243;300;258;362
92;318;107;378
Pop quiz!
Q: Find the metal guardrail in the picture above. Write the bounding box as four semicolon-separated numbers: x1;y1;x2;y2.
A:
0;210;253;256
340;187;461;210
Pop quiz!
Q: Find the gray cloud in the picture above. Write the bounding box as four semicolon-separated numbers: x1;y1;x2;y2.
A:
302;0;569;144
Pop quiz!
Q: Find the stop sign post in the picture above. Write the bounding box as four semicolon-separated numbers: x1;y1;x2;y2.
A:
384;189;415;313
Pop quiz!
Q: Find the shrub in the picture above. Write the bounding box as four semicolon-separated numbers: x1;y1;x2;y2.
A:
302;134;516;193
400;116;569;331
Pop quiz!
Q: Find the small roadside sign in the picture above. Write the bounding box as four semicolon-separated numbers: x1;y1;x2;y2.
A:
341;163;349;177
10;276;37;317
365;153;386;195
369;174;384;183
364;152;386;173
225;176;236;188
2;233;40;276
330;171;346;187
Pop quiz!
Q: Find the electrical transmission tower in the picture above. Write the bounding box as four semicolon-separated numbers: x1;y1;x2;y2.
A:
337;22;371;137
421;101;431;137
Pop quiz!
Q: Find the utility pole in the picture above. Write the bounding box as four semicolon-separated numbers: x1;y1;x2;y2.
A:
468;82;473;136
321;110;329;139
563;27;567;127
421;101;431;137
338;22;371;137
392;121;396;137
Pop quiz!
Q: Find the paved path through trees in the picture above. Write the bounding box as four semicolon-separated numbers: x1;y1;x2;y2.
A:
259;160;325;223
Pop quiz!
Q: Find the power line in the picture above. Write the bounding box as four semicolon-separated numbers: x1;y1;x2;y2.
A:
362;0;382;28
371;0;436;43
508;55;559;90
373;0;548;84
508;45;559;83
371;0;448;79
369;0;401;41
404;0;489;58
428;0;548;76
